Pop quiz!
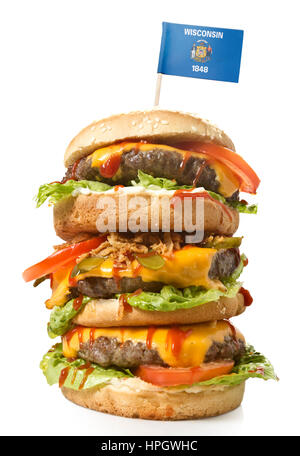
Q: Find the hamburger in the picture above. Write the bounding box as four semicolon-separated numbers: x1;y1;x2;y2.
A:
23;110;277;420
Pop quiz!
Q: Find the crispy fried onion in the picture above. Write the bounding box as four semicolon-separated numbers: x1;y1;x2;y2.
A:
82;232;184;267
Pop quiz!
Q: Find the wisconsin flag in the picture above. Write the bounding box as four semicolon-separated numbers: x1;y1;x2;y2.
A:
157;22;244;83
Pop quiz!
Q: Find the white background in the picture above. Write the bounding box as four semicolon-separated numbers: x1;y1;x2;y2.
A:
1;0;299;436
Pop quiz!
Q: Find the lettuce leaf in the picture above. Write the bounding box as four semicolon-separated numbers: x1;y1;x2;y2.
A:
47;296;91;338
40;343;277;391
36;172;257;214
207;190;257;215
40;343;133;390
35;180;112;207
133;172;257;213
194;345;278;386
122;255;246;312
228;200;257;214
125;281;242;312
132;170;192;190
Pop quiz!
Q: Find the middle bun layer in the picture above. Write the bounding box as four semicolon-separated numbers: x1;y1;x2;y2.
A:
53;188;239;241
73;293;245;327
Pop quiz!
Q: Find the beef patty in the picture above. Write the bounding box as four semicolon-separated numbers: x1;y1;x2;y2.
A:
64;146;239;200
77;335;245;369
76;248;240;299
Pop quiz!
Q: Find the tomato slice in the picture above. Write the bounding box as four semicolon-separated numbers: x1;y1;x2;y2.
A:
22;237;105;282
135;361;234;386
177;142;260;194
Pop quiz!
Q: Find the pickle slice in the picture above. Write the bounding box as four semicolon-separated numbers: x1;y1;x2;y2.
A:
136;253;165;270
202;236;242;250
71;257;104;277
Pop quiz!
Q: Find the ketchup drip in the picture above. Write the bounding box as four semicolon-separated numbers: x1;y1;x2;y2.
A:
99;154;121;178
71;368;78;385
78;327;84;344
65;326;85;346
59;159;81;184
119;288;143;313
239;287;253;307
127;252;142;276
65;327;79;345
76;362;94;390
180;152;191;171
113;256;142;287
89;328;96;346
112;263;125;288
126;252;136;262
79;367;95;390
132;263;142;277
165;327;193;358
78;362;92;370
114;185;125;191
171;188;233;222
146;327;157;349
59;366;70;388
71;159;81;180
73;294;83;311
119;294;133;313
192;162;207;187
130;288;143;297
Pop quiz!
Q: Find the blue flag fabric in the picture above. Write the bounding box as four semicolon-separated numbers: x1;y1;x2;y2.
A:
158;22;244;83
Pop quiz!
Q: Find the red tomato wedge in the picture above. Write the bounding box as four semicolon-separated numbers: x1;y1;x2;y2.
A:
135;361;234;386
22;237;104;282
176;142;260;194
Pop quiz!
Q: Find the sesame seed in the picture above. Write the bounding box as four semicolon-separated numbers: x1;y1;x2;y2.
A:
161;120;169;125
91;136;96;142
99;123;105;128
107;126;112;131
155;117;160;122
147;119;153;123
138;123;143;129
101;128;107;132
153;123;158;129
91;125;96;131
191;126;197;132
131;121;136;126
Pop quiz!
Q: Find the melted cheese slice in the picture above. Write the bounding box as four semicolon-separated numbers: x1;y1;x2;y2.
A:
62;321;244;368
90;142;240;197
75;247;221;290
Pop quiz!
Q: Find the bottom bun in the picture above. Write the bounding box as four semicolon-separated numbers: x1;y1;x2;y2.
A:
61;377;245;420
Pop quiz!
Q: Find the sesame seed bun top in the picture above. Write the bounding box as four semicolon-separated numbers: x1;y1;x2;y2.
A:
64;109;235;168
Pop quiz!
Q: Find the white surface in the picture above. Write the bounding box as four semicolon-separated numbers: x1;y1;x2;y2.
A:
1;0;299;436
